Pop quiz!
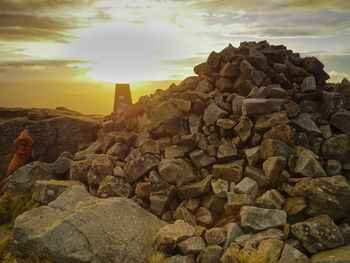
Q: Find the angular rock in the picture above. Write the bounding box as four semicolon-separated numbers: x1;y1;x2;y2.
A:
141;139;160;154
245;146;261;167
301;76;316;93
239;60;264;86
197;245;222;263
255;112;290;133
196;207;213;227
234;116;253;142
154;220;195;252
87;155;113;186
203;103;228;126
263;124;295;147
151;101;183;129
158;158;195;187
216;77;233;92
223;223;244;249
244;166;269;188
189;150;216;169
294;150;327;178
217;141;237;163
322;134;350;161
150;183;176;216
255;189;285;209
4;161;54;192
135;181;151;199
212;163;243;183
262;156;287;184
260;139;294;160
178;237;205;255
331;111;350;135
220;248;238;263
234;177;258;198
242;98;286;117
125;154;159;183
283;197;307;215
220;62;240;78
211;178;229;198
320;91;346;119
69;160;91;185
291;113;321;136
225;193;254;213
205;228;226;245
240;206;287;231
278;244;311;263
177;175;212;200
232;96;244;115
234;228;284;248
106;142;129;158
12;185;166;263
291;214;345;253
97;176;131;198
32;180;84;204
257;239;284;262
216;118;236;130
53;157;72;175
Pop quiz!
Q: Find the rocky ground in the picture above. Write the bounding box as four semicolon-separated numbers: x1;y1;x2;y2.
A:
1;41;350;263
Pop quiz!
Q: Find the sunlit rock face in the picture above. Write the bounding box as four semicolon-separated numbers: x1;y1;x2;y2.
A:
7;41;350;262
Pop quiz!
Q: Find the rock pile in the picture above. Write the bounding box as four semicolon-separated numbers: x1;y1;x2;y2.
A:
9;41;350;262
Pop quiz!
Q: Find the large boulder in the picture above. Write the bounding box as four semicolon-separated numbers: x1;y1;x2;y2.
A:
4;161;54;192
0;111;100;179
12;185;166;263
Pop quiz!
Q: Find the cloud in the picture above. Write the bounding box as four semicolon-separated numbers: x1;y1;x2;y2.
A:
328;71;350;83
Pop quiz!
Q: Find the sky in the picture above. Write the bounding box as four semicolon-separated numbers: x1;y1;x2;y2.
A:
0;0;350;115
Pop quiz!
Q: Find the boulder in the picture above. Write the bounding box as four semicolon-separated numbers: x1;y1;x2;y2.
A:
12;185;166;263
240;206;287;231
4;161;54;192
291;214;345;253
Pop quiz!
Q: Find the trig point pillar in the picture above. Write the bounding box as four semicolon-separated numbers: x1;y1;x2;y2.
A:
114;83;132;113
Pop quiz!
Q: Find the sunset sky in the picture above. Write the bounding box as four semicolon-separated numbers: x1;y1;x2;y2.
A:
1;0;350;115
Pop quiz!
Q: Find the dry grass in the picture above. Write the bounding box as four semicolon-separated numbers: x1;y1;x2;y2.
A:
230;243;279;263
148;250;166;263
0;190;51;263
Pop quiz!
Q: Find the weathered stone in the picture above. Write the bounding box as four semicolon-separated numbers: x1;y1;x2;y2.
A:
234;228;284;248
257;239;284;262
4;161;54;192
326;160;342;176
216;118;236;129
320;91;346;119
223;223;244;249
239;60;264;86
164;145;190;159
125;154;159;183
293;176;350;219
247;48;268;71
216;77;233;92
69;160;91;185
283;197;307;215
234;177;258;198
203;103;228;126
135;181;151;199
12;185;166;263
244;166;269;188
87;155;113;187
242;98;286;117
97;176;131;198
189;113;202;134
32;180;84;204
150;183;176;216
211;178;229;198
158;158;196;186
245;146;261;167
196;78;214;93
197;245;223;263
255;189;285;209
260;139;294;160
284;101;301;118
169;98;192;113
291;214;345;253
178;237;205;255
53;157;72;175
205;228;227;245
255;112;290;133
263;124;295;147
294;150;327;178
225;193;254;213
154;220;195;252
278;244;311;263
177;175;212;199
166;255;196;263
232;96;244;115
141;139;160;154
151;101;183;129
212;163;243;183
217;141;237;162
331;111;350;135
291;113;321;136
234;116;253;142
262;156;287;184
301;76;316;93
201;193;226;213
106;142;129;158
240;206;287;231
220;62;240;78
190;149;216;168
196;207;213;227
311;244;350;263
322;134;350;161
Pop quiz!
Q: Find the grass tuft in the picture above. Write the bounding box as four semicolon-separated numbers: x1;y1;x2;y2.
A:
230;243;279;263
148;250;166;263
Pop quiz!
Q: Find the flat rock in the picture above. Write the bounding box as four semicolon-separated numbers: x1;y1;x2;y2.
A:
240;206;287;231
242;98;286;117
12;185;166;263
